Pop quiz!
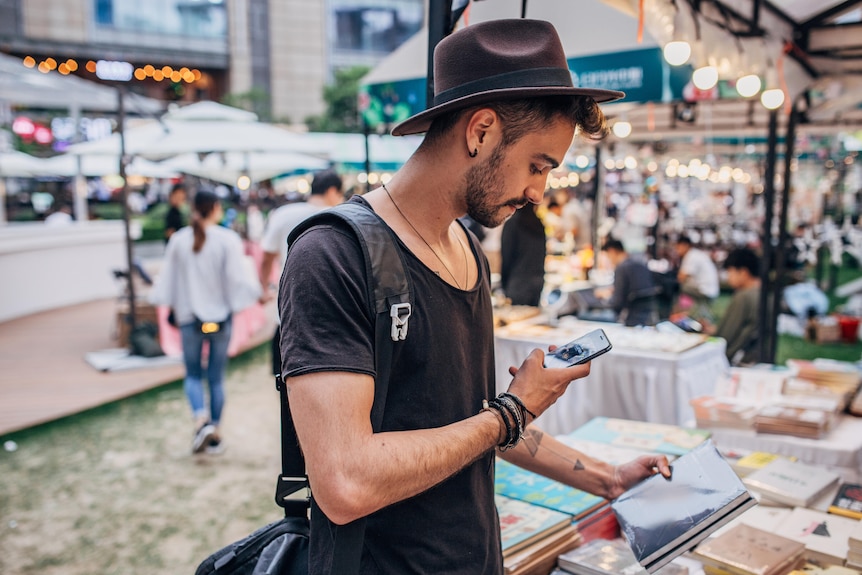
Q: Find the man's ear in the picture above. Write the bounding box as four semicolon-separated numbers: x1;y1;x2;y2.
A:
464;107;499;155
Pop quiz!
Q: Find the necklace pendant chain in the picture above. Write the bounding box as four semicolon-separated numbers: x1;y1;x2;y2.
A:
382;182;469;290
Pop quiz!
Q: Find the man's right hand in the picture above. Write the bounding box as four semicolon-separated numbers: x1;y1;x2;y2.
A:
505;348;591;420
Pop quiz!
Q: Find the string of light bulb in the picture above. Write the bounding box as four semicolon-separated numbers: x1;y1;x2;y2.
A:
653;0;786;111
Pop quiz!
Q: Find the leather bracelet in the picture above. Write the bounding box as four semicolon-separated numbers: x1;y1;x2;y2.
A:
481;399;509;447
500;392;537;421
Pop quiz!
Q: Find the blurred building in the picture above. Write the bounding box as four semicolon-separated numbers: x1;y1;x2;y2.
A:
0;0;422;123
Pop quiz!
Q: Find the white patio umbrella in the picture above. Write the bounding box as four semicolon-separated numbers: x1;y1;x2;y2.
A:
163;150;328;186
66;101;330;160
0;151;50;177
39;154;179;178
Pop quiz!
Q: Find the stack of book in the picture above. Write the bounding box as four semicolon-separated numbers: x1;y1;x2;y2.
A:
786;359;862;409
691;524;806;575
495;459;607;521
610;439;757;573
730;451;798;479
774;507;860;566
847;520;862;570
690;396;758;429
828;483;862;520
788;563;862;575
556;538;689;575
742;459;841;508
562;416;711;458
752;405;835;439
496;493;583;575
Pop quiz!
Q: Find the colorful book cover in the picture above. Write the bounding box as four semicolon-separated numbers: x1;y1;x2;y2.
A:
557;436;677;465
495;458;606;520
828;483;862;520
565;417;710;457
775;507;859;566
495;493;572;556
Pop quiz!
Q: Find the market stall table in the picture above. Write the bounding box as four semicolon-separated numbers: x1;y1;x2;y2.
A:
494;317;729;436
703;414;862;484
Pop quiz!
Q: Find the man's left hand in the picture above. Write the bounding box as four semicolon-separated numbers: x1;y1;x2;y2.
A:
607;454;671;499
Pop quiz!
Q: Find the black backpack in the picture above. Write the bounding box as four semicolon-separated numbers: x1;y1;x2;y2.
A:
195;200;412;575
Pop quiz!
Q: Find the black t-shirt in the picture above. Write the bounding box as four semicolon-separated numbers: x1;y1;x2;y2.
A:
279;199;501;574
164;206;184;242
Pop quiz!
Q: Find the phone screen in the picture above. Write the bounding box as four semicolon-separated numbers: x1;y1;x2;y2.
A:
544;329;612;368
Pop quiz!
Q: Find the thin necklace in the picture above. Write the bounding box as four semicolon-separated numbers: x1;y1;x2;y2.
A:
381;182;469;290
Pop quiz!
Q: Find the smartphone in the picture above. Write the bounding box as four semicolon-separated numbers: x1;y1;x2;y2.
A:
543;329;613;368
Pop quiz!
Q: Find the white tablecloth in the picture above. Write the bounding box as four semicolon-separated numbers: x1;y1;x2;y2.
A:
705;415;862;483
494;319;730;436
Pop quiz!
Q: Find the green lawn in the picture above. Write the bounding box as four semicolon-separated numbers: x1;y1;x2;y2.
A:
708;260;862;367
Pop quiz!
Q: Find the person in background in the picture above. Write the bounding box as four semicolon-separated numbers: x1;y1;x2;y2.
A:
675;234;719;318
279;19;669;573
259;169;343;376
703;247;761;365
500;203;547;306
150;191;261;455
164;183;187;243
44;202;73;226
597;238;659;326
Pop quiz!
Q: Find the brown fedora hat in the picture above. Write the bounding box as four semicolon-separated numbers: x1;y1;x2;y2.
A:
391;19;625;136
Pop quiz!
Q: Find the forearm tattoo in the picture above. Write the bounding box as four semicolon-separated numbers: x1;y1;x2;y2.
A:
523;427;585;471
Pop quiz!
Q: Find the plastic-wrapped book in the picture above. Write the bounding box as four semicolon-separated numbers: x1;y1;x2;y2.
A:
611;439;757;573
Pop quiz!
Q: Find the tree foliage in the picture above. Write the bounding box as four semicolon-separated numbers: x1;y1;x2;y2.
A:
305;65;370;133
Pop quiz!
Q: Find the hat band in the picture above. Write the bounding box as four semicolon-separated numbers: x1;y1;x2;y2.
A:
432;67;573;107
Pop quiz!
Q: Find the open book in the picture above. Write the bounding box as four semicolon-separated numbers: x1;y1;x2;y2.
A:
610;439;757;573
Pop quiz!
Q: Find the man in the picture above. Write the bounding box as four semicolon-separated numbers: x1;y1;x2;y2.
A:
260;169;343;375
675;235;719;317
704;247;761;365
500;203;546;306
279;20;669;574
164;183;187;242
598;238;659;326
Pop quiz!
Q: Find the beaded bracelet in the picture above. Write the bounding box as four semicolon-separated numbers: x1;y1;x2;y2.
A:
482;392;534;451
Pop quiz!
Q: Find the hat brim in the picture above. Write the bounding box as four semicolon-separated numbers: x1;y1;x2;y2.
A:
390;86;625;136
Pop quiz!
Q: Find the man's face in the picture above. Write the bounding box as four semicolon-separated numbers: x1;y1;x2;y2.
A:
675;243;689;258
462;118;574;228
726;267;743;289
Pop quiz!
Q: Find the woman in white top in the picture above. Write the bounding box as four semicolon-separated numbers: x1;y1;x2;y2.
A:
151;191;260;454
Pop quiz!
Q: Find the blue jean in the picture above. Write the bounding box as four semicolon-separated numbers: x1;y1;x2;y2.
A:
180;317;232;426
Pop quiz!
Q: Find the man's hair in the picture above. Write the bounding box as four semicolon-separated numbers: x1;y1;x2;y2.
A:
601;238;625;253
724;247;760;277
310;169;343;196
677;235;692;246
423;96;607;147
170;183;186;196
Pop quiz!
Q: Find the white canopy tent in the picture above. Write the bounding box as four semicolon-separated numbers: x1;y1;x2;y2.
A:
163;150;329;186
66;101;330;160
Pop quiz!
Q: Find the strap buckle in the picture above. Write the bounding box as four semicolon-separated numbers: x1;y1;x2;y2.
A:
389;302;411;341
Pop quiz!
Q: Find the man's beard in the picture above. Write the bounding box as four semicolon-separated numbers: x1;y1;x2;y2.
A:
463;143;527;228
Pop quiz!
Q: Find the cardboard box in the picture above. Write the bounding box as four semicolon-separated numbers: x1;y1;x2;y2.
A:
814;317;842;344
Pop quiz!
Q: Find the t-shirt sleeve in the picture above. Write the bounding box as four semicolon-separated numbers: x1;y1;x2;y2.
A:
260;210;285;254
278;224;376;379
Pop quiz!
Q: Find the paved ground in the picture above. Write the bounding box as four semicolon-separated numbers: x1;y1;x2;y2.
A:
0;296;276;436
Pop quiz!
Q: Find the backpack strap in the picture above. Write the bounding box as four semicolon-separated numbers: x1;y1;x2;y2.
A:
277;198;413;572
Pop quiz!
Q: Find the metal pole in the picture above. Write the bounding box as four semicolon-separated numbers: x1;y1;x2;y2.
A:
70;103;88;222
363;119;372;194
0;177;7;225
769;102;797;362
591;145;603;268
758;109;778;364
427;0;452;110
118;84;137;339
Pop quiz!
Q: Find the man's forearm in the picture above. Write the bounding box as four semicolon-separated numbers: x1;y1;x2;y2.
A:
260;251;277;287
500;426;614;499
307;409;503;525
